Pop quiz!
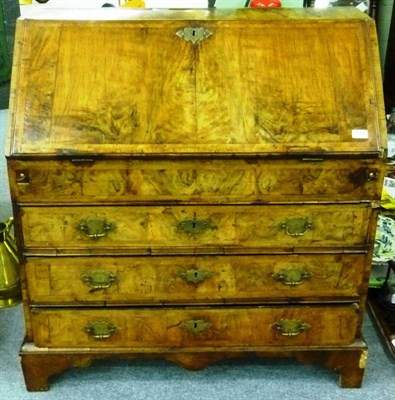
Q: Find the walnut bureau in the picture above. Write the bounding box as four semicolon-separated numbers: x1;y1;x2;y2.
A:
5;8;386;391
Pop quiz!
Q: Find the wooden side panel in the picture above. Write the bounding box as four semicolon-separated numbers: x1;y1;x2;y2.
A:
25;254;367;304
8;159;384;203
19;204;374;251
30;306;360;348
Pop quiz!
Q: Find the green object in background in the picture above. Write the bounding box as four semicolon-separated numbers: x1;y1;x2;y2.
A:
0;0;20;109
0;1;11;84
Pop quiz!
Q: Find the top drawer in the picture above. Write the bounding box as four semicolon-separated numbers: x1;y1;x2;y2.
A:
18;203;375;255
8;158;384;204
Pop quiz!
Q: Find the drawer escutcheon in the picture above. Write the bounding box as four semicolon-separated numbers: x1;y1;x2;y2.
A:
177;218;217;236
177;268;214;284
180;319;212;335
176;27;212;44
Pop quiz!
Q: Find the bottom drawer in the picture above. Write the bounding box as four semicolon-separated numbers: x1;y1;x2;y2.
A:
31;305;360;348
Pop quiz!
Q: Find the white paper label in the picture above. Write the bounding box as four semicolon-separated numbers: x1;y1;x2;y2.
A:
388;134;395;158
384;177;395;198
352;129;369;139
356;2;368;12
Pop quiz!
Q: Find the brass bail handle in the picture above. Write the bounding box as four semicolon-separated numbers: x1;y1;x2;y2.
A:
81;270;118;292
280;217;314;237
272;268;310;286
85;321;117;340
272;319;311;337
78;217;114;239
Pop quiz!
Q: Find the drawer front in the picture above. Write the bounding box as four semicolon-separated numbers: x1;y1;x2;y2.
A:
26;254;368;305
8;159;383;203
20;204;374;253
30;305;360;348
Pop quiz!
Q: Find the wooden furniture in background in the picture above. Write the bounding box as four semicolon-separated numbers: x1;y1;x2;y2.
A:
368;261;395;359
6;8;386;391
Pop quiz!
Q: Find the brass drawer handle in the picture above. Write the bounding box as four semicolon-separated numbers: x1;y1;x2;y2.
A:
81;270;118;292
272;319;310;337
177;268;214;284
280;217;314;237
176;27;213;44
272;268;310;286
85;321;117;340
180;319;212;335
177;218;216;236
78;217;114;239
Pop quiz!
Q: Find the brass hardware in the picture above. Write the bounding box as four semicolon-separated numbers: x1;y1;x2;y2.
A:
177;218;216;236
280;217;314;237
176;27;213;44
359;350;368;369
366;169;379;182
272;268;310;286
180;319;212;335
81;270;118;292
0;217;22;308
85;321;117;339
272;319;310;337
78;217;114;239
177;268;214;284
16;170;29;184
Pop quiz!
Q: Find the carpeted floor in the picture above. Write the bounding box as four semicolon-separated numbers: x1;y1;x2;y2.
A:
1;301;395;399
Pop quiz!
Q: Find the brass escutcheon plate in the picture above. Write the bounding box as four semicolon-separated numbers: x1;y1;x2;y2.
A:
176;27;213;44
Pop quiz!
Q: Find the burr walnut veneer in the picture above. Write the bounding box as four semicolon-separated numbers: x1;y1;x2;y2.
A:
6;8;386;390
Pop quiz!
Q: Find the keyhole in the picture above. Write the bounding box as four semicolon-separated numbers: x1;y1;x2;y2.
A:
194;272;198;278
194;322;198;329
192;30;196;37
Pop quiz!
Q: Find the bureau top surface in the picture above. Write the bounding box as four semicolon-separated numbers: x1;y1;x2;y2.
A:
7;8;386;158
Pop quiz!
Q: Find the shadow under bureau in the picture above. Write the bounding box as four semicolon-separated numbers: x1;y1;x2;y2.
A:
5;7;386;391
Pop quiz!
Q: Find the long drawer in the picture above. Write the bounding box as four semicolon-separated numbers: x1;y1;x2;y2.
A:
19;204;375;253
26;254;368;305
8;159;383;203
30;305;360;348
